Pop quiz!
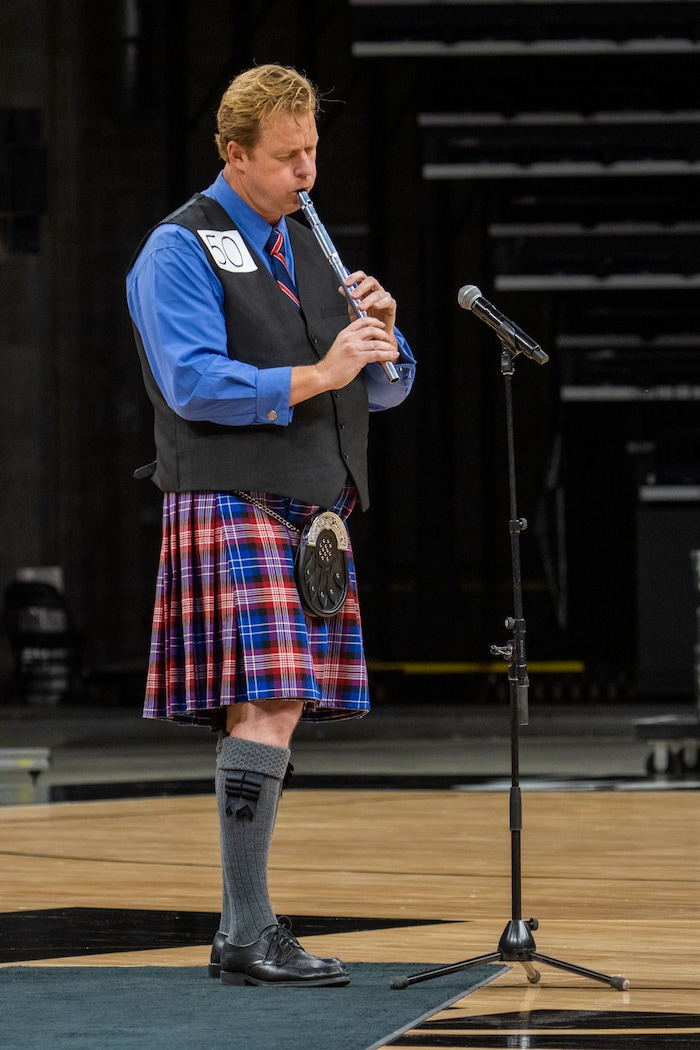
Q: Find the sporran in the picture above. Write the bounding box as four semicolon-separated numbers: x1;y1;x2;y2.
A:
294;511;349;618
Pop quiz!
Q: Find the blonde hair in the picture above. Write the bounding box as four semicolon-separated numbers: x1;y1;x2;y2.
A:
215;64;321;160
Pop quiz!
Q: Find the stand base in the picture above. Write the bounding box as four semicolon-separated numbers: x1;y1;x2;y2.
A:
390;920;629;991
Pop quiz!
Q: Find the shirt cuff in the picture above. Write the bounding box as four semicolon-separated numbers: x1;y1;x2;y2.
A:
256;365;293;425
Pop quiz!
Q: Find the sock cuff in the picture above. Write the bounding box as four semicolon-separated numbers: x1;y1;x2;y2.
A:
217;735;291;780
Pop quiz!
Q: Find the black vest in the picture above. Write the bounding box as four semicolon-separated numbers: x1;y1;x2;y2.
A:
131;193;370;509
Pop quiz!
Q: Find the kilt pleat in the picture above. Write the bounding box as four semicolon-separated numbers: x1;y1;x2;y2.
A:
143;488;369;725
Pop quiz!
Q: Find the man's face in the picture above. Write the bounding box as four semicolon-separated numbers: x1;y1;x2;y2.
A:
226;110;318;224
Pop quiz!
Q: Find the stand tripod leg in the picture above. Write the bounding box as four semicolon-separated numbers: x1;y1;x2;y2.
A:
390;952;502;990
531;952;630;991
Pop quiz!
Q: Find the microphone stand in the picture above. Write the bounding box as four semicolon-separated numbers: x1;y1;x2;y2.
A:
391;336;629;993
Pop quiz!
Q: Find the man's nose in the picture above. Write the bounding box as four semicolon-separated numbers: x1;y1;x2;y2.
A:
297;152;315;177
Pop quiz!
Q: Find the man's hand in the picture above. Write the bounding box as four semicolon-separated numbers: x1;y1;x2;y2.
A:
342;271;398;341
290;315;399;406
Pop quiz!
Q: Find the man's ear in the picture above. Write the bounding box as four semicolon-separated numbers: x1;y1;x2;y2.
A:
226;139;247;168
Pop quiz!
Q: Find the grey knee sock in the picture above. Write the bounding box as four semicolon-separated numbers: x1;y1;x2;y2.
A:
215;735;291;946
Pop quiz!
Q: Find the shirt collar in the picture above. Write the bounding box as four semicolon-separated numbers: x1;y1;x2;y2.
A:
205;171;294;274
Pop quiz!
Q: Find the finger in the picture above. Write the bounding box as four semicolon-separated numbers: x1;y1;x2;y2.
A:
344;270;367;287
344;272;386;304
361;321;393;342
349;315;385;333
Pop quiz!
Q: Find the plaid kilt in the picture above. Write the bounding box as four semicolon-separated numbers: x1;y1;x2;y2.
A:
143;485;369;725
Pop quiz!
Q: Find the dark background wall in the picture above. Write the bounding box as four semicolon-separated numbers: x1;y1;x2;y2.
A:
1;0;699;705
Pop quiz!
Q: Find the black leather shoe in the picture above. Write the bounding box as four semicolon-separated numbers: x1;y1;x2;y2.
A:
220;923;350;987
209;916;338;978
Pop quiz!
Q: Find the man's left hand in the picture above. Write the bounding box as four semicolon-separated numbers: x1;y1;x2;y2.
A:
342;271;398;346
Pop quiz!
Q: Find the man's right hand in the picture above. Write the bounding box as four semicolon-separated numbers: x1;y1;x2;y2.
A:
290;316;399;406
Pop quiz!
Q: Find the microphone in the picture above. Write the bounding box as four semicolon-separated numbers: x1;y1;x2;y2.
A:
457;285;549;364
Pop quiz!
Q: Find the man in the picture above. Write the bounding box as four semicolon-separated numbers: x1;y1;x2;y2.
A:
127;63;415;987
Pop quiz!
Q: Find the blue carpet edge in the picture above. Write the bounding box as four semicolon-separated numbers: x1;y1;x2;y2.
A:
364;964;509;1050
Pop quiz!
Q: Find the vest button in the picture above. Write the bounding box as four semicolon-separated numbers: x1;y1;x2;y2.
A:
267;410;278;422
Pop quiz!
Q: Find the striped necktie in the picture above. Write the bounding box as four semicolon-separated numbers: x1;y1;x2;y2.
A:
265;227;301;310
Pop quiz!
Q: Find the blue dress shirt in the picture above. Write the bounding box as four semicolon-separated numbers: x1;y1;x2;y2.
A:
127;172;416;428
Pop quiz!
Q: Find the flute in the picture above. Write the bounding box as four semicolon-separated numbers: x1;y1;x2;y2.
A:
297;190;400;383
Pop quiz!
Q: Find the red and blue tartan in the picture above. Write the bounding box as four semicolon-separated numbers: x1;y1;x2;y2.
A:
143;485;369;725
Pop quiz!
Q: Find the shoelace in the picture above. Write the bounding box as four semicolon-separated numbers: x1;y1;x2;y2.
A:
265;922;302;963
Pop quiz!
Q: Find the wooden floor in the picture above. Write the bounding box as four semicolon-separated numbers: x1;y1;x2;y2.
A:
2;786;700;1047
